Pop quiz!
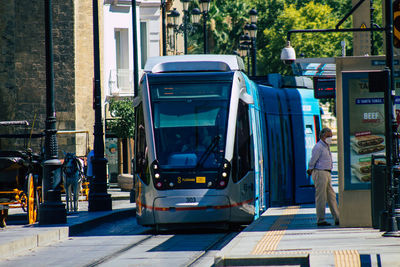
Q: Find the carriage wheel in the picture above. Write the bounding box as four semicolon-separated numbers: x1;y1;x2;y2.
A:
27;173;38;224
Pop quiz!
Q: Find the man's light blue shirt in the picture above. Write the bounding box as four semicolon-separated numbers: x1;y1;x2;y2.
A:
308;140;333;170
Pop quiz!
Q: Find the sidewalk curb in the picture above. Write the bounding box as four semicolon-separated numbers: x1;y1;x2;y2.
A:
69;207;135;235
0;227;69;260
0;207;135;260
214;254;310;267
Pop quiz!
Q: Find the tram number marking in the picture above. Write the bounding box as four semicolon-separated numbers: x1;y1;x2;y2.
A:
178;177;199;183
186;197;196;203
196;176;206;183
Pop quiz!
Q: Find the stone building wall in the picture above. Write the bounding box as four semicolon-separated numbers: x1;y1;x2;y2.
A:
0;0;98;158
73;0;100;157
0;1;17;123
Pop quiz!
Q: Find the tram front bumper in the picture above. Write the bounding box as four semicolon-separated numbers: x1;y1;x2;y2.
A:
153;195;230;224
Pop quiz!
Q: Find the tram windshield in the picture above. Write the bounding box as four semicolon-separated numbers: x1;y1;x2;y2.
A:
150;81;231;170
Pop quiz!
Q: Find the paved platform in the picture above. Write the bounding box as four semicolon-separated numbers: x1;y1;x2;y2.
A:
0;186;135;260
215;153;400;266
215;205;400;266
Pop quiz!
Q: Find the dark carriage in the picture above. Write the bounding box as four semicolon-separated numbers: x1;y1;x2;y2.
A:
0;121;43;226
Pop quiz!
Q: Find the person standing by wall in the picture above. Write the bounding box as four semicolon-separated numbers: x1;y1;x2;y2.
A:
307;128;340;226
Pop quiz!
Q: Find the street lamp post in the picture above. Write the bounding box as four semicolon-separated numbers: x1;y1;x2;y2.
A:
248;8;258;76
39;0;66;225
167;8;180;54
180;0;190;54
382;0;399;237
238;43;249;75
239;34;251;75
161;0;167;56
199;0;211;54
131;0;139;95
89;0;112;212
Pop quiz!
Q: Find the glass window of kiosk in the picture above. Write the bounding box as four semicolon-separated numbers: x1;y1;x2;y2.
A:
342;71;386;190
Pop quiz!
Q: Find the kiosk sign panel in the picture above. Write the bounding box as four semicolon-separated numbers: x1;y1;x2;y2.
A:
342;71;385;190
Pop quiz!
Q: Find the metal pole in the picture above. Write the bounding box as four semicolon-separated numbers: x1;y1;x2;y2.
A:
89;0;112;212
203;11;207;54
370;0;375;55
132;0;139;96
247;48;250;75
383;0;400;237
251;37;256;76
39;0;66;225
183;11;188;54
161;0;167;56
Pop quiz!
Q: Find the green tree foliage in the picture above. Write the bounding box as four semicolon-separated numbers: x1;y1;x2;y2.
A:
260;1;353;75
187;0;251;54
107;99;135;139
208;0;251;54
372;0;383;55
187;0;383;75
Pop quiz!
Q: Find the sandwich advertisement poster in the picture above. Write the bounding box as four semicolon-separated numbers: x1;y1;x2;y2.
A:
343;71;390;190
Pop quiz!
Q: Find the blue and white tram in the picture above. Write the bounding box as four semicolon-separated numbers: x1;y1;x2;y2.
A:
133;55;320;229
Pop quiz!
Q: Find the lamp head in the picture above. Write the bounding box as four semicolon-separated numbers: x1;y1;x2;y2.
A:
191;8;201;24
199;0;211;13
249;8;258;24
280;41;296;65
168;8;180;26
180;0;190;12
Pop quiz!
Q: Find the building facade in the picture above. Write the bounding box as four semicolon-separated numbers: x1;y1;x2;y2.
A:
0;0;93;157
0;0;166;162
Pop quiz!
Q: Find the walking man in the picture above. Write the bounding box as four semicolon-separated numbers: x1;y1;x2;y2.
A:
307;128;339;226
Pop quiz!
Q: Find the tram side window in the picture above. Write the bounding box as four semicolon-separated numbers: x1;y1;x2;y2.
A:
233;100;252;182
135;104;150;185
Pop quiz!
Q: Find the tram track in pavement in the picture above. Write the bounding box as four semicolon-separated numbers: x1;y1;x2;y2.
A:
0;211;244;267
83;233;153;267
83;225;243;267
186;230;242;267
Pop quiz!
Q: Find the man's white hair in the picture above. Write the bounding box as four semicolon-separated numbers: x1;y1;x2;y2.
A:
319;128;332;139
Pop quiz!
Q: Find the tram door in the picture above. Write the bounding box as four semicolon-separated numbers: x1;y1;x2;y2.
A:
295;112;318;204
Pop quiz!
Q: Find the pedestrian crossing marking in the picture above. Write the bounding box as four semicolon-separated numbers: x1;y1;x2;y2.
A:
252;206;299;255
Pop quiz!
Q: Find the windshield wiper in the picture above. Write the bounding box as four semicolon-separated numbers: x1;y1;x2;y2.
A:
196;135;220;169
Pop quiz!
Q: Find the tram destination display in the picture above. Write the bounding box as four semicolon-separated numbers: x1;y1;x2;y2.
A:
313;77;336;99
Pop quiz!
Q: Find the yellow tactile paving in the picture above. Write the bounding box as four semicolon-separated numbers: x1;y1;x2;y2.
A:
334;250;361;267
252;206;300;255
251;206;361;267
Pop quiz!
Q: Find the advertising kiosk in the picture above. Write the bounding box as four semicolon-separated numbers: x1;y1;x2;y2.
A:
336;56;399;227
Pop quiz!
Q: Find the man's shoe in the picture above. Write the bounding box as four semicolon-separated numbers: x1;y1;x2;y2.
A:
317;221;331;226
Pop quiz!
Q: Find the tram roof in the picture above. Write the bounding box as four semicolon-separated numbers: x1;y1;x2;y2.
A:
144;55;245;73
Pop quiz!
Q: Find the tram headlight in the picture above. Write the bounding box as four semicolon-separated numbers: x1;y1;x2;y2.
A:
217;160;231;189
220;160;231;179
151;160;162;180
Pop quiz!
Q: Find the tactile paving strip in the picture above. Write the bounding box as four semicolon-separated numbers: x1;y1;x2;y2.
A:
251;206;361;267
252;206;299;255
